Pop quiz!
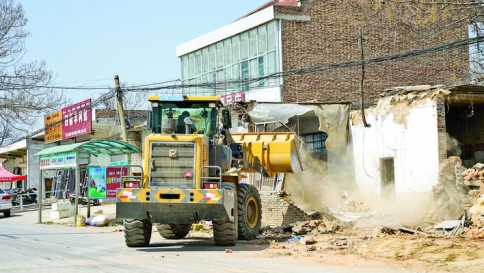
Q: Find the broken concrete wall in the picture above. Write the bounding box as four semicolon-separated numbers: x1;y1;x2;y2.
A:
349;87;446;201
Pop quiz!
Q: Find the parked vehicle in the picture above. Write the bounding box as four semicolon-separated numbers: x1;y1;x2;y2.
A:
0;188;12;217
11;186;37;206
66;177;100;206
65;189;100;206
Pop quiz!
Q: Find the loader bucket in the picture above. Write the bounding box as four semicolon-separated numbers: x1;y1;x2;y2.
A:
231;132;304;176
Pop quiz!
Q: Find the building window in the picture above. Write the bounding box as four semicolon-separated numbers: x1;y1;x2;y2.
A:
180;20;280;96
469;22;484;84
302;132;328;156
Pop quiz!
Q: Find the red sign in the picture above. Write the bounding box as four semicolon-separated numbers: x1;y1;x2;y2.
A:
106;167;128;199
219;91;245;105
62;99;92;140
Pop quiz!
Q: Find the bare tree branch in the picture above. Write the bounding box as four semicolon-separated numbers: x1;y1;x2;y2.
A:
0;0;69;145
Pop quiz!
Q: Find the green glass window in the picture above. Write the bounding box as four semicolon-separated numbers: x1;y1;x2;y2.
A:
209;45;216;70
180;21;280;95
241;61;249;91
217;69;224;83
258;56;265;87
202;48;209;73
267;21;277;51
216;42;224;69
249;29;258;58
195;52;202;76
250;58;258;88
187;53;194;78
181;56;188;79
231;64;239;80
224;67;231;82
258;25;267;55
240;32;249;60
231;36;240;62
268;51;277;84
224;39;232;66
232;64;240;90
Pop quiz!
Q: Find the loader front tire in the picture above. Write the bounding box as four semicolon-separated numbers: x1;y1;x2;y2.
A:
237;184;262;240
213;182;237;246
156;224;191;239
123;218;152;247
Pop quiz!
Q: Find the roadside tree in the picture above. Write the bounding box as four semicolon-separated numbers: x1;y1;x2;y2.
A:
0;0;68;145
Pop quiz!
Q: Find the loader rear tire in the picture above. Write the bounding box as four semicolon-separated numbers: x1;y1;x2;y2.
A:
237;184;262;240
123;218;152;247
213;182;237;246
156;224;191;239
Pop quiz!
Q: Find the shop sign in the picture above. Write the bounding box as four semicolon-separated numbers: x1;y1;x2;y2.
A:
62;99;92;140
39;151;77;170
43;99;92;143
44;111;62;143
219;91;245;105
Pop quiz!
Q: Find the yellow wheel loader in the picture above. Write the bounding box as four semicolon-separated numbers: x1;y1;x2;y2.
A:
116;94;304;247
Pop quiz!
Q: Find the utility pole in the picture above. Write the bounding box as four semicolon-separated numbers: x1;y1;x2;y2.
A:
115;75;128;142
358;28;370;128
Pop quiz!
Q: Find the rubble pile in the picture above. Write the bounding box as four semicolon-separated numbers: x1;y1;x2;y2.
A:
418;156;484;237
261;218;344;241
463;193;484;238
425;156;471;223
291;219;343;236
461;163;484;182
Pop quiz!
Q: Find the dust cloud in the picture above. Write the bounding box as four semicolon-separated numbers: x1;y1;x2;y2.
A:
284;149;357;212
446;133;462;157
283;149;433;228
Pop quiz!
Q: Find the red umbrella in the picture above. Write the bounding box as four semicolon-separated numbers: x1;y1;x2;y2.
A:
0;165;26;182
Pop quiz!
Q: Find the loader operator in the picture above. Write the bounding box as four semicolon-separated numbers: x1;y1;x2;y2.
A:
177;111;196;133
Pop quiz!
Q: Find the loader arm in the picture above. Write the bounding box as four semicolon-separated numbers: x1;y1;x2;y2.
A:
230;132;304;176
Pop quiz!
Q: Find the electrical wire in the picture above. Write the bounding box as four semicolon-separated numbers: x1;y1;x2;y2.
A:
1;35;483;146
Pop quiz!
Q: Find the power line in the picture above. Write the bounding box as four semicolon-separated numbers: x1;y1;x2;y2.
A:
1;35;483;146
1;35;482;92
122;35;484;93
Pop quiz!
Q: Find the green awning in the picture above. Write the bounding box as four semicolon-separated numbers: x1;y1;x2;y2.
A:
34;140;140;157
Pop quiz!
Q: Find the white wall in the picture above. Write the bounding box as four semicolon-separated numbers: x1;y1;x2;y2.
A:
349;100;439;200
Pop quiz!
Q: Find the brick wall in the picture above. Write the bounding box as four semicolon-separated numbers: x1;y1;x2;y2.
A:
260;191;310;228
277;0;469;105
436;98;448;163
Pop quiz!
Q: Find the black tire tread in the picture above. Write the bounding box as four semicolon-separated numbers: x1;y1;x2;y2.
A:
213;182;236;246
123;218;152;247
237;184;262;240
156;224;191;239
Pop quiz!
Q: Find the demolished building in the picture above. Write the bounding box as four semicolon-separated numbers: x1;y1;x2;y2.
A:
230;85;484;228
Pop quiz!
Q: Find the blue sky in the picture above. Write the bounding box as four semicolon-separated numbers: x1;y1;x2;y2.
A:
20;0;264;103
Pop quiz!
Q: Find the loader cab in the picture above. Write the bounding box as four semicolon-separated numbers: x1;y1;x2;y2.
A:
148;95;226;138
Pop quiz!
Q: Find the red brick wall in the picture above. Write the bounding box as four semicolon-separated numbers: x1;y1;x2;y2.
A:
277;0;469;105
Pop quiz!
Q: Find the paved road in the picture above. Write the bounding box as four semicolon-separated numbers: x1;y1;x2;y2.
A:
0;206;425;273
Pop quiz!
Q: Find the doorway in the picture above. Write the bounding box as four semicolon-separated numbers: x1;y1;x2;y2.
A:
380;157;395;199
